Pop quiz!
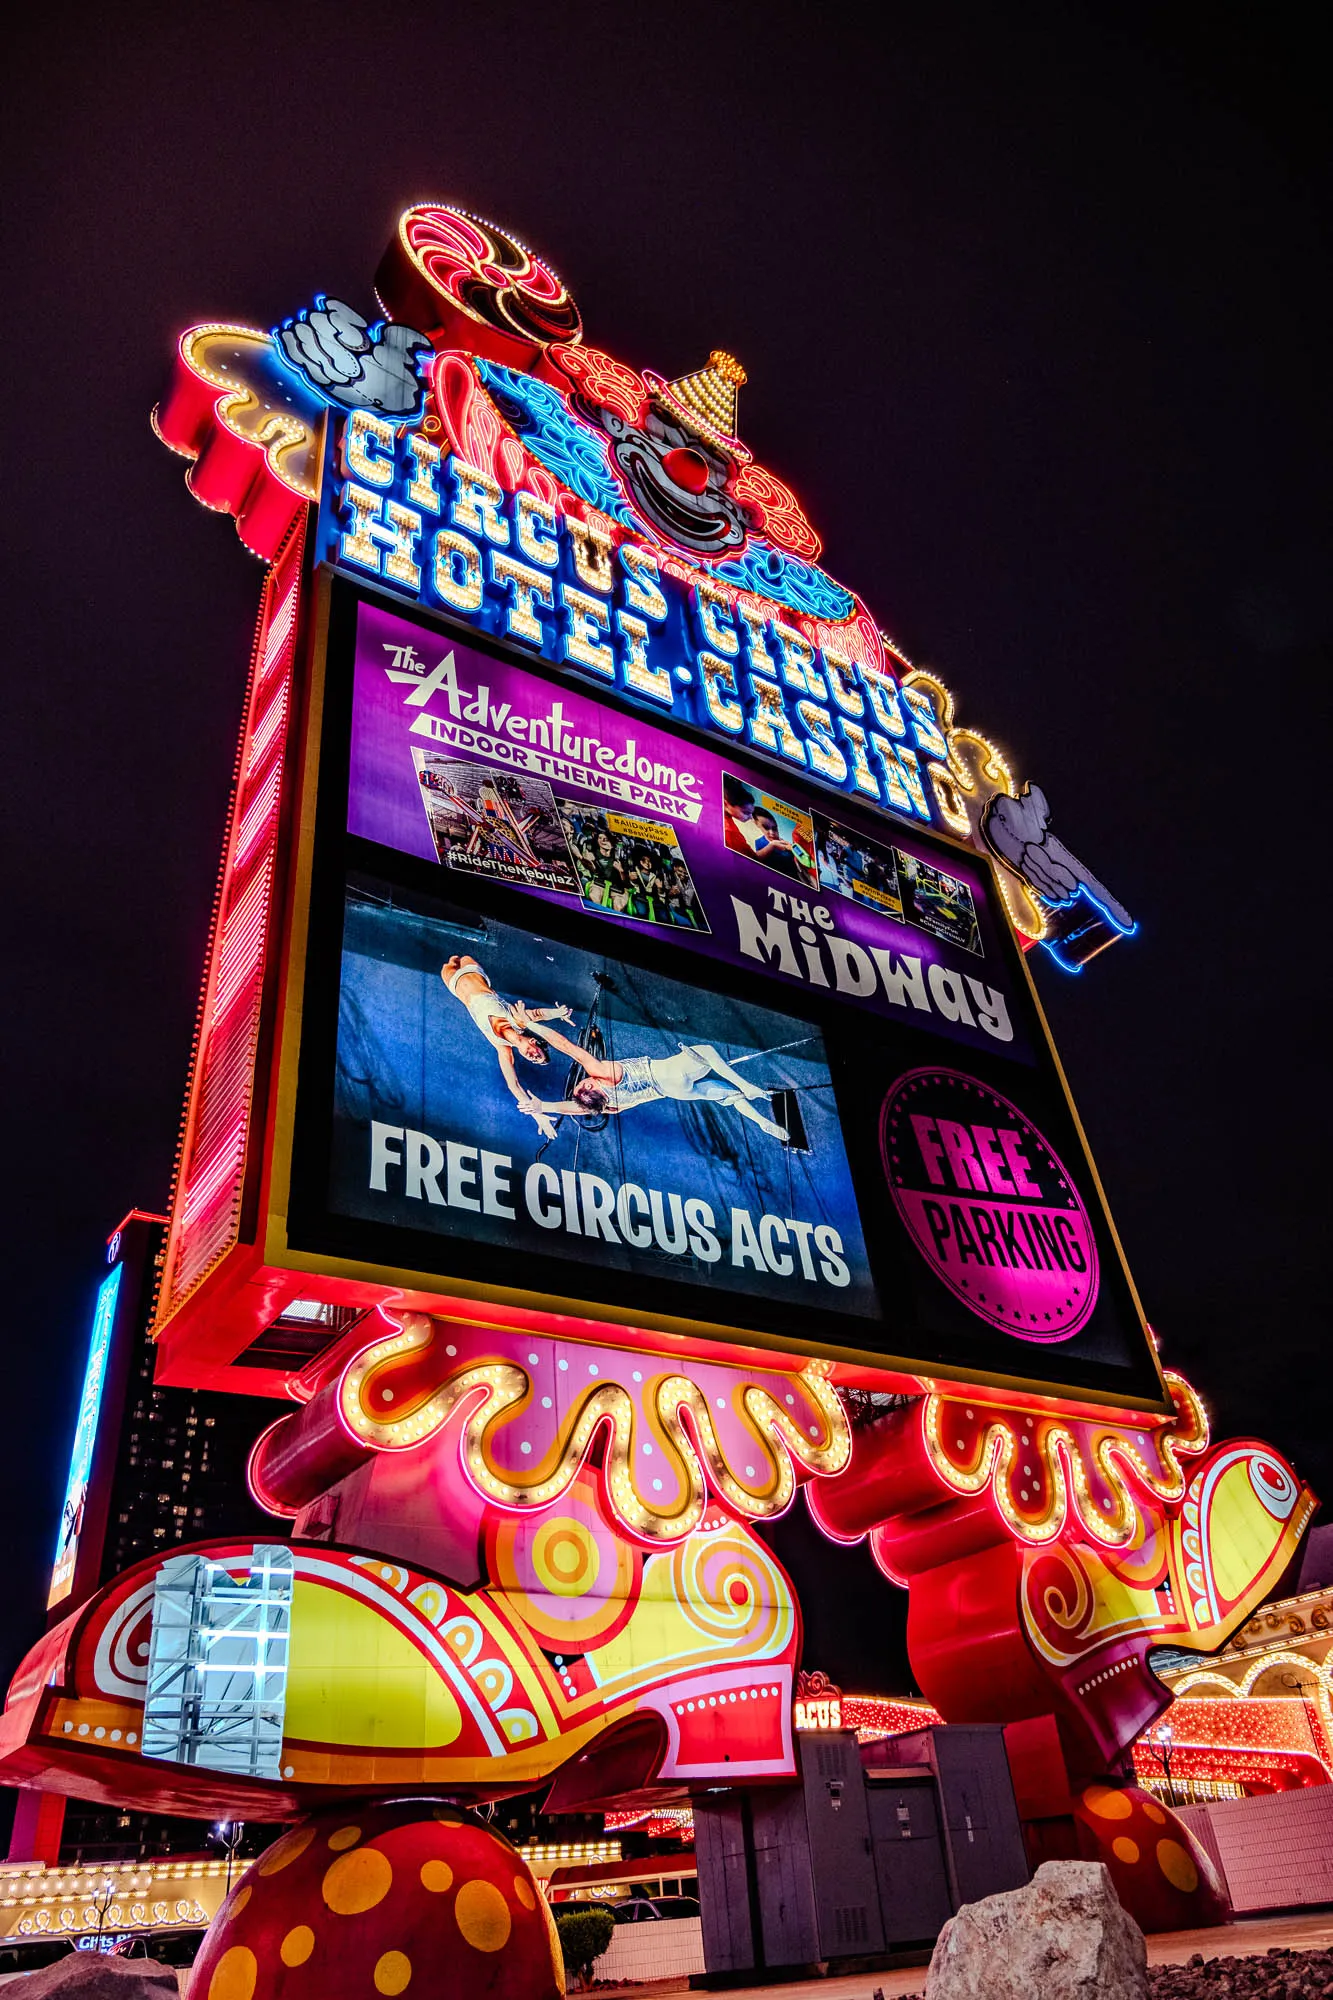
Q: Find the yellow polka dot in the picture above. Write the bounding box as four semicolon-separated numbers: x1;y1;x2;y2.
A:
1112;1837;1140;1865
514;1874;536;1910
208;1945;258;2000
323;1845;393;1914
421;1859;454;1893
541;1893;566;1996
281;1926;315;1966
1082;1783;1132;1820
228;1885;252;1917
375;1950;413;1994
1142;1798;1166;1824
1156;1837;1199;1894
455;1877;512;1952
327;1824;362;1851
258;1824;315;1874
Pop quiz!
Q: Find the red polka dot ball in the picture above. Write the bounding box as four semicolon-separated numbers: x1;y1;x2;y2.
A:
1075;1782;1228;1933
191;1800;564;1999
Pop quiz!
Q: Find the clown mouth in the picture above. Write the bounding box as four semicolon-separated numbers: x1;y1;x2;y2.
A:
614;441;748;554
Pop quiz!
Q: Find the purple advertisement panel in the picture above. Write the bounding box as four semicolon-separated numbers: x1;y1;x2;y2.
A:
348;600;1032;1062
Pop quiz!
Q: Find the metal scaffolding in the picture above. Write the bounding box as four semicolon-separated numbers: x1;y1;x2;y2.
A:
141;1545;292;1779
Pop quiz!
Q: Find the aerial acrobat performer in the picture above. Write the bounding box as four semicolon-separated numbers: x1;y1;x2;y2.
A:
440;954;574;1131
512;1008;790;1142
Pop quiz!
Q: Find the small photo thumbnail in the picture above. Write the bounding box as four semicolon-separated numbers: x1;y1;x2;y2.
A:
557;803;710;932
722;772;818;889
896;850;983;956
813;814;905;919
412;754;579;894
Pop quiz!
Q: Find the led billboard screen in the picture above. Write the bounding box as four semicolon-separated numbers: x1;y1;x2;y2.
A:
331;874;875;1319
49;1261;122;1608
278;578;1164;1405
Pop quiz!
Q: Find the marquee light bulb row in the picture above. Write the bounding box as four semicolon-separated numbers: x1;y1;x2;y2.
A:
155;530;305;1325
1166;1651;1333;1754
904;668;1047;941
919;1371;1209;1548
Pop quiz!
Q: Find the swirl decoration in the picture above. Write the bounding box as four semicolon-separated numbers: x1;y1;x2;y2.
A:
808;606;888;679
379;205;582;353
91;1583;156;1701
337;1314;850;1545
432;352;528;492
731;462;823;561
152;324;323;558
1023;1541;1096;1651
1015;1435;1314;1681
919;1371;1209;1549
713;542;855;621
669;1521;790;1655
548;343;650;429
896;667;1047;941
475;358;636;524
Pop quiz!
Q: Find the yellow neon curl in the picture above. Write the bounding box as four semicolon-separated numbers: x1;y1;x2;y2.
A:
339;1317;849;1543
921;1372;1208;1549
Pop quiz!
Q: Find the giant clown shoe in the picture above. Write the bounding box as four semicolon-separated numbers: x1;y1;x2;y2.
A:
810;1372;1314;1926
1;206;1316;1972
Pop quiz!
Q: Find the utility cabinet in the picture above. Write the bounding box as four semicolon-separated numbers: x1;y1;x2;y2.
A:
800;1732;886;1958
694;1724;1029;1981
866;1773;953;1945
864;1724;1030;1911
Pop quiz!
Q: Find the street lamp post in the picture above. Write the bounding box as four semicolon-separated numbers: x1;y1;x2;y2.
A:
93;1875;116;1953
1154;1722;1176;1806
212;1821;245;1898
1281;1672;1324;1771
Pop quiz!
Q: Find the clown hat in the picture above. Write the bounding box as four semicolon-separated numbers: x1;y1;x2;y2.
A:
651;350;748;451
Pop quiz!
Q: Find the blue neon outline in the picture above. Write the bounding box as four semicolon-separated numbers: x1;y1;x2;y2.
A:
337;480;386;575
270;294;429;417
1039;882;1139;973
867;731;932;822
743;673;808;767
558;587;615;678
697;650;745;734
793;698;850;784
614;610;674;706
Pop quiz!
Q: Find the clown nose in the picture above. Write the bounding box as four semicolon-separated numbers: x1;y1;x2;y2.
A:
662;446;710;493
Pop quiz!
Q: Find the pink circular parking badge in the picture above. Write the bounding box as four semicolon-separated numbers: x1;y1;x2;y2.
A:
880;1067;1099;1342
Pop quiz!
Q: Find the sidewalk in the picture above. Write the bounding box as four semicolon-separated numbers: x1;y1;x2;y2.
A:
587;1906;1333;2000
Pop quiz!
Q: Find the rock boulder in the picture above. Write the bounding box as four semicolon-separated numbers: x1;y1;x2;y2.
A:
5;1952;180;1997
925;1860;1147;2000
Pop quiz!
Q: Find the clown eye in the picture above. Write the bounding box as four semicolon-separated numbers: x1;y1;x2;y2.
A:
661;446;711;494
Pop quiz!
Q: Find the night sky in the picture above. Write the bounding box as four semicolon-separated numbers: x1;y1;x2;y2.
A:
4;5;1328;1698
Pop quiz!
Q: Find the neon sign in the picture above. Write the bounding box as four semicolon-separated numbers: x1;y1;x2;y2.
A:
793;1671;843;1732
316;419;955;833
49;1262;122;1609
156;201;1137;971
881;1068;1099;1341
